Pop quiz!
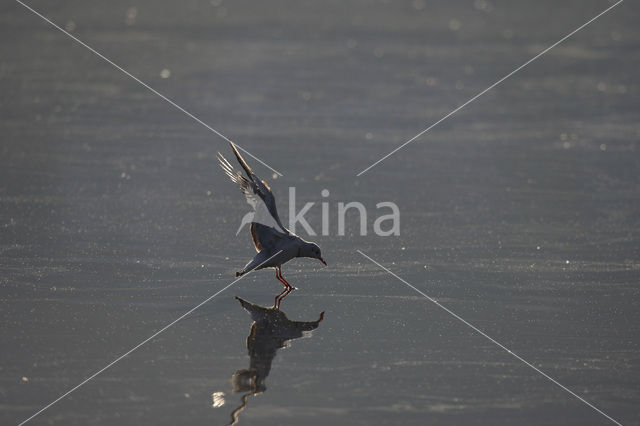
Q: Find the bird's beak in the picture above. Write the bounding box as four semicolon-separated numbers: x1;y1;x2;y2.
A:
320;257;327;266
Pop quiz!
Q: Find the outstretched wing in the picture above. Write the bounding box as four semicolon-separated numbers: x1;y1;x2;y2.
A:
218;142;289;251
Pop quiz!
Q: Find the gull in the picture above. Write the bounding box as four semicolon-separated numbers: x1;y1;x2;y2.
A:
218;142;326;307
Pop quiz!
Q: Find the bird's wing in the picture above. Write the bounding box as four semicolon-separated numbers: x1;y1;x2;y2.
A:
218;142;289;251
249;222;288;252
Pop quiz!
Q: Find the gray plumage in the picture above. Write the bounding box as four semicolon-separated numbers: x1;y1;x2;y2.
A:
218;142;325;298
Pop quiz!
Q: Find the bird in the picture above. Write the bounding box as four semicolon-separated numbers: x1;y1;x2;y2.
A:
218;141;326;307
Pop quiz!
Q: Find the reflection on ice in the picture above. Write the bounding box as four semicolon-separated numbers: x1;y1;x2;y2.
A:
227;296;324;425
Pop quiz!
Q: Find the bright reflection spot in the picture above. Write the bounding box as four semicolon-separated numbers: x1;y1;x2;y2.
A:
212;392;226;408
125;7;138;25
611;30;622;41
502;29;514;39
160;69;171;79
448;19;461;31
474;0;493;12
299;91;311;101
412;0;425;10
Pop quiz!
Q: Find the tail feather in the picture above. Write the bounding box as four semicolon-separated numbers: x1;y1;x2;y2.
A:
235;270;244;278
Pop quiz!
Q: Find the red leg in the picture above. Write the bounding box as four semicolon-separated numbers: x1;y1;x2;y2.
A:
275;267;289;288
276;268;290;287
276;286;293;309
274;286;289;308
274;267;294;308
278;269;296;290
274;268;288;308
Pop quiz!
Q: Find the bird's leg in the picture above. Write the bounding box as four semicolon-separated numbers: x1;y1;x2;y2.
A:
275;267;288;288
277;268;296;290
274;267;289;308
274;287;288;309
276;286;293;309
274;267;295;309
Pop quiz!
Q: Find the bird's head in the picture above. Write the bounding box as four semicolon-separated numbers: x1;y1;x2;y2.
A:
301;242;326;265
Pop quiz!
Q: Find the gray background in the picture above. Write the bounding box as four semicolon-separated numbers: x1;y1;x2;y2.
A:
1;0;639;424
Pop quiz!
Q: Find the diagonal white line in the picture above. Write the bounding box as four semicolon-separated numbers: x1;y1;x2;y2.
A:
356;0;624;176
356;249;622;425
15;0;283;177
18;250;283;426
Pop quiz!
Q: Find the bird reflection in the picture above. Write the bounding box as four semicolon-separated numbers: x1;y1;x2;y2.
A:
227;296;324;425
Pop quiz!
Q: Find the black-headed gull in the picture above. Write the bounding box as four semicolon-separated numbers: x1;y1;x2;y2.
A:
218;142;326;307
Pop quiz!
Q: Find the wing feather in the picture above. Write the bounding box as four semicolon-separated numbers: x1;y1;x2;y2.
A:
250;223;261;252
218;142;289;251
